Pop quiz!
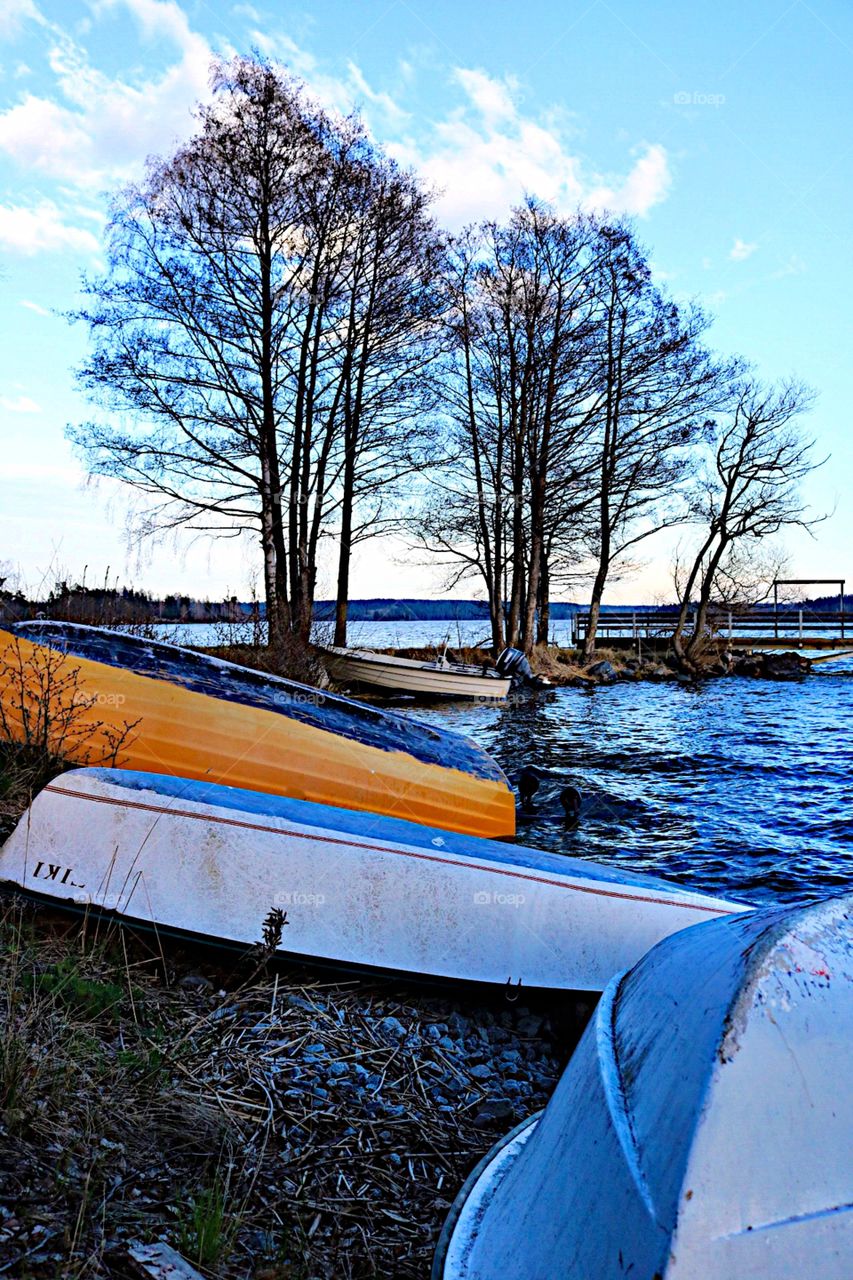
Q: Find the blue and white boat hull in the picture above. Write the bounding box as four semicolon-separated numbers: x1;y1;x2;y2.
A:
435;893;853;1276
0;768;747;992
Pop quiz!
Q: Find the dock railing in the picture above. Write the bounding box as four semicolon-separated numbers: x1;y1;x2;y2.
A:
574;608;848;646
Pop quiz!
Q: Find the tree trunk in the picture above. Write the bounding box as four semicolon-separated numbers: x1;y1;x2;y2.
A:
671;530;716;664
258;199;290;651
522;529;542;655
333;575;349;645
334;447;356;647
522;473;547;654
507;467;526;646
536;549;550;646
582;552;609;662
583;283;622;663
685;539;728;660
583;462;611;661
260;509;287;653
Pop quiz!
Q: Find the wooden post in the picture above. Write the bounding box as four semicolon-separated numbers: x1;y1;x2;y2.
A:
728;611;733;639
774;581;778;640
799;609;803;643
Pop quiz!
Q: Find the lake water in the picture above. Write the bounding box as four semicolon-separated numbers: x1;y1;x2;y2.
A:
153;618;557;648
153;616;849;650
409;663;853;910
156;621;852;910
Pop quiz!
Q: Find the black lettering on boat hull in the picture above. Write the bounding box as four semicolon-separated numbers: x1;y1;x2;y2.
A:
32;860;85;890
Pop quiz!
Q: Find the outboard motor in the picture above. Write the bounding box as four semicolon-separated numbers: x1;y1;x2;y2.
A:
496;647;552;690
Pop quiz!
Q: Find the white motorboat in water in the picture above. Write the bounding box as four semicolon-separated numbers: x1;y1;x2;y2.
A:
0;768;746;992
319;646;512;701
435;892;853;1278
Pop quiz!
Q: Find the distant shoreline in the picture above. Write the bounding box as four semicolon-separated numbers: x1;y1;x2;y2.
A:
5;594;851;628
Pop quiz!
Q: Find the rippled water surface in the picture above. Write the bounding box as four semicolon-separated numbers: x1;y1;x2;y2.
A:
409;662;853;908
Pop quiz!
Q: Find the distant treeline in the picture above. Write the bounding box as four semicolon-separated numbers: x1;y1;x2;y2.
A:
0;581;250;625
2;583;849;628
0;586;579;625
312;599;581;622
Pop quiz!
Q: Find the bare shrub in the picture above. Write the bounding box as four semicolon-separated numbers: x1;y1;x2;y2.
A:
0;636;139;837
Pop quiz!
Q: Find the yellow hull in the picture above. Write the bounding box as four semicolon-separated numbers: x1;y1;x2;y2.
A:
0;629;515;839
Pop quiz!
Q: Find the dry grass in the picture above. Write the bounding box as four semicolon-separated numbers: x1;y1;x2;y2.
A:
0;899;583;1279
202;639;326;689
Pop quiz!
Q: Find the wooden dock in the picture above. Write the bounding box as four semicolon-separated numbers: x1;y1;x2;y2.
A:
573;608;851;651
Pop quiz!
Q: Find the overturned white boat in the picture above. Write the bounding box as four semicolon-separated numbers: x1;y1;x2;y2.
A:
319;646;512;701
0;768;745;992
435;893;853;1278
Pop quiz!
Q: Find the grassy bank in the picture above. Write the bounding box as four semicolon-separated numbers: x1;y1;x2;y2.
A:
0;890;583;1279
0;714;582;1280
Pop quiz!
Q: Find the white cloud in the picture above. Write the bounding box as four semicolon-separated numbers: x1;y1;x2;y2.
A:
0;0;212;188
588;143;671;218
247;28;319;80
347;60;407;123
19;299;51;315
0;92;92;183
237;42;637;227
391;68;671;227
0;199;100;255
245;29;405;126
730;238;757;261
1;395;41;414
454;68;518;126
0;0;42;43
0;19;671;263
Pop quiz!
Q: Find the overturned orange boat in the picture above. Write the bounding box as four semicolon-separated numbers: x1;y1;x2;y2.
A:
0;623;515;839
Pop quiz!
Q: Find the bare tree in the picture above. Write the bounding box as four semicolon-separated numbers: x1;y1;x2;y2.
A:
671;378;820;664
328;158;446;646
69;56;443;650
70;58;335;650
418;211;733;659
420;225;512;652
580;224;731;660
414;204;600;653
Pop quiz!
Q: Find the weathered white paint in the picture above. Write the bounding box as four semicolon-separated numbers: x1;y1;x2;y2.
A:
0;768;746;992
435;894;853;1278
320;647;512;700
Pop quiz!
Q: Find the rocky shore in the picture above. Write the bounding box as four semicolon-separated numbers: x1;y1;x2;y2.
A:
0;899;588;1279
541;646;813;686
389;644;813;689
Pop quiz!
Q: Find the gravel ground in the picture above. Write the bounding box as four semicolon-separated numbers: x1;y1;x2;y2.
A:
0;900;593;1279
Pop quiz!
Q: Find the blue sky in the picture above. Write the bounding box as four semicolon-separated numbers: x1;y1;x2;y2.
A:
1;0;851;603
